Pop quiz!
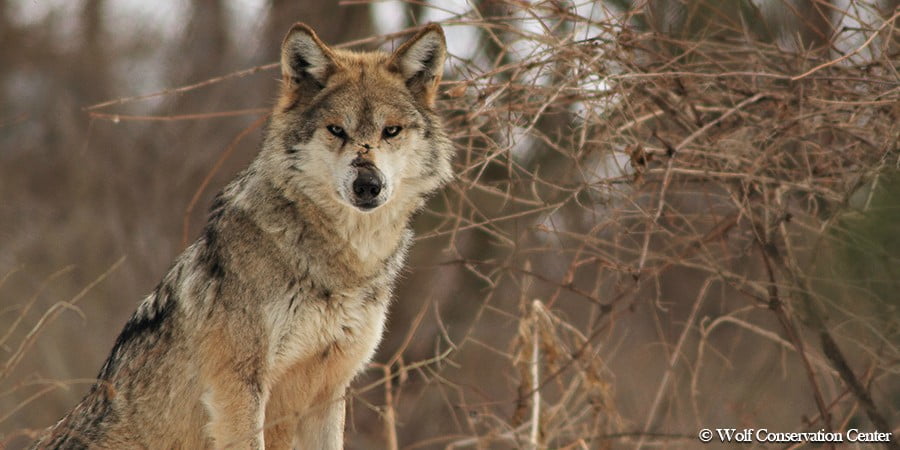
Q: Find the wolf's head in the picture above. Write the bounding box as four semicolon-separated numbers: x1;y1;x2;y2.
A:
262;23;453;216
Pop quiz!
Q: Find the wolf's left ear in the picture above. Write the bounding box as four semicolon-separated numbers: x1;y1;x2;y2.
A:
390;24;446;106
281;23;337;90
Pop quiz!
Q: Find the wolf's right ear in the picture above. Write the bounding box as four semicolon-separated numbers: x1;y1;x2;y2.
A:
281;23;336;89
389;24;447;107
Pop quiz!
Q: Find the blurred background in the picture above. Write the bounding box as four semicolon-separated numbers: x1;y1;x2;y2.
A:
1;0;898;448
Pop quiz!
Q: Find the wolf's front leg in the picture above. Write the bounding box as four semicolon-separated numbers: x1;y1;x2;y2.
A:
294;395;346;450
203;374;268;449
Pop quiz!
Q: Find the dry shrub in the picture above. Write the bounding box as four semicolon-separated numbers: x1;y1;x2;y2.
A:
362;1;899;448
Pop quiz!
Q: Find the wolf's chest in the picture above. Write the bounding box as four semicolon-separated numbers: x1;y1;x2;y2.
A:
266;282;391;382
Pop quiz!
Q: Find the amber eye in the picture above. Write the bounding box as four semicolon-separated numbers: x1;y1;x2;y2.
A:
382;126;402;139
326;125;346;138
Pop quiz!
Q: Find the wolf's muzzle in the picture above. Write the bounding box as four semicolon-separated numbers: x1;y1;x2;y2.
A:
351;158;385;211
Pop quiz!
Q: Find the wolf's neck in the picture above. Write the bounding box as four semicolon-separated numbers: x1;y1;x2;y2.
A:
330;201;415;266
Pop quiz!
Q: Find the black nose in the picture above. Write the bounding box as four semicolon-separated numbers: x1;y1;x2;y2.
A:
353;170;382;202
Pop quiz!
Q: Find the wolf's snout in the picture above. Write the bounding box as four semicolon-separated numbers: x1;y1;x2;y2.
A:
350;162;385;211
353;171;381;200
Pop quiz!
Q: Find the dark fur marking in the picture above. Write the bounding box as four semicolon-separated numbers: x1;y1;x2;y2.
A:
288;74;325;101
306;86;339;115
422;148;440;178
290;52;311;72
362;98;373;118
280;82;351;152
403;43;437;87
47;431;91;450
205;237;226;280
43;388;115;449
282;52;335;121
411;103;442;177
359;98;375;138
243;360;265;398
321;342;340;360
406;65;435;98
207;193;228;223
201;220;227;281
288;52;325;91
97;287;178;381
294;223;306;244
284;124;317;150
282;97;302;115
416;103;435;139
83;388;115;439
282;88;340;149
202;194;230;280
418;43;438;68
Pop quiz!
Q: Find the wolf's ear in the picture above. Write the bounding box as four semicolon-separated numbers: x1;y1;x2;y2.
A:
281;23;336;89
390;24;446;106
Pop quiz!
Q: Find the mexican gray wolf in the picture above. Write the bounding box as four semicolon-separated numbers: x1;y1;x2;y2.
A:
32;22;453;450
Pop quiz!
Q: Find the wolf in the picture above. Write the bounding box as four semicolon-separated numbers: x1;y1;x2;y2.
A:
32;22;453;449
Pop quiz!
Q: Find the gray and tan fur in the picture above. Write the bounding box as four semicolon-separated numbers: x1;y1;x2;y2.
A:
32;22;453;449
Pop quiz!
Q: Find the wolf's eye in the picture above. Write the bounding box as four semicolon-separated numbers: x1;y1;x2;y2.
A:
326;125;346;138
382;126;402;139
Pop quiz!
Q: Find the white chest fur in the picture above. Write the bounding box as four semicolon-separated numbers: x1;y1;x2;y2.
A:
265;285;389;392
